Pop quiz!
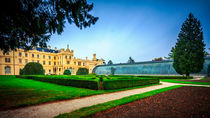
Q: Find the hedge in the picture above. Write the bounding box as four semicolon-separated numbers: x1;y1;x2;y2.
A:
103;78;159;90
109;75;193;79
16;75;99;90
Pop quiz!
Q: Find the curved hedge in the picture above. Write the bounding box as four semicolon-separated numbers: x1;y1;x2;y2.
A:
76;68;89;75
21;62;44;75
63;69;71;75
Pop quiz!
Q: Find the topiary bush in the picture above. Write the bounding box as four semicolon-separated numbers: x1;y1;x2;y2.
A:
76;68;89;75
22;62;45;75
63;69;71;75
19;69;24;75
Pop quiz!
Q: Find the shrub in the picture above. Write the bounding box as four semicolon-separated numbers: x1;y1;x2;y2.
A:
76;68;89;75
63;69;71;75
103;79;159;90
21;62;44;75
19;69;24;75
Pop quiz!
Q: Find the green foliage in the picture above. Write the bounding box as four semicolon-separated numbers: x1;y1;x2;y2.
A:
165;47;175;60
0;0;98;53
17;75;99;90
22;62;44;75
127;56;135;63
63;69;71;75
19;69;24;75
103;78;159;90
55;85;182;118
76;68;89;75
173;13;205;76
161;79;210;85
107;60;113;65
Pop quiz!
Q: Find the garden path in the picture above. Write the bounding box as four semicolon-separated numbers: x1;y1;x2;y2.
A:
0;82;209;118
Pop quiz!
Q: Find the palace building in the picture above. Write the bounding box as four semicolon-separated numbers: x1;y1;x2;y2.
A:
0;45;103;75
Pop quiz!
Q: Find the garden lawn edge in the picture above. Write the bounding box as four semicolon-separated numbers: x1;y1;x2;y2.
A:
55;85;183;118
161;79;210;85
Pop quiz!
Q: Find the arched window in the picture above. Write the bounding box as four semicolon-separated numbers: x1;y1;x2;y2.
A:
5;66;11;74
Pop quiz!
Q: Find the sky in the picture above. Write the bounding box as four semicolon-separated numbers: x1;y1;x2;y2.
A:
48;0;210;64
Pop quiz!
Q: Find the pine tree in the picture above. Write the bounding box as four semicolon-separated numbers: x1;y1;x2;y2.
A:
173;13;205;77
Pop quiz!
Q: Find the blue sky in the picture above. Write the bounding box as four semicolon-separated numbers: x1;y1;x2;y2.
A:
49;0;210;64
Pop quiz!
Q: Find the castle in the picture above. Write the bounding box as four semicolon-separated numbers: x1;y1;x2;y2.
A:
0;45;103;75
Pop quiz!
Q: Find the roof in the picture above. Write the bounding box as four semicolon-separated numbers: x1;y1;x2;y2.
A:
36;47;59;53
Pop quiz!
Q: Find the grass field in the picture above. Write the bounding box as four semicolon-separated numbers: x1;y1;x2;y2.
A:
55;85;183;118
161;79;210;85
0;75;159;110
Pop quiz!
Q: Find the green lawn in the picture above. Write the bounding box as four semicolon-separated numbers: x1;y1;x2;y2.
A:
161;79;210;85
0;75;159;110
55;85;183;118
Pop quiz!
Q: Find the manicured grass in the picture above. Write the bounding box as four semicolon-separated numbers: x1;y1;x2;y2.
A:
0;76;159;110
161;79;210;85
55;85;183;118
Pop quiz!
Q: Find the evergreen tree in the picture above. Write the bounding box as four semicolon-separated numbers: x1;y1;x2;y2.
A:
0;0;98;53
173;13;205;77
107;60;113;65
165;47;175;60
128;57;135;63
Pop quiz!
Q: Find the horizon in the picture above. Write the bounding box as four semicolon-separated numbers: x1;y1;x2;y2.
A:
48;0;210;64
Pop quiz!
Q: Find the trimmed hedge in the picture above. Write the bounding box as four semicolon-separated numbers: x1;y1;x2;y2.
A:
16;75;99;90
76;68;89;75
109;75;193;79
21;62;45;75
103;78;159;90
63;69;71;75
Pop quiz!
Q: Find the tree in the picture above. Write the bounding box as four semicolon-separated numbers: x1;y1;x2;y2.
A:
22;62;45;75
164;47;175;60
127;57;135;63
173;13;205;77
0;0;98;53
152;57;163;61
63;69;71;75
76;68;89;75
107;60;113;65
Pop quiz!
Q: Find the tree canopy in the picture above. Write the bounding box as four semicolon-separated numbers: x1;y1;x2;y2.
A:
0;0;98;53
107;60;113;65
173;13;205;77
127;57;135;63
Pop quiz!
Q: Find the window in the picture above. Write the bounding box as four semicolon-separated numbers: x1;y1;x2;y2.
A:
43;55;45;59
19;59;22;63
54;56;56;60
59;68;61;71
83;63;85;66
5;58;10;63
54;62;56;65
37;60;39;63
49;61;51;65
43;61;45;65
65;56;67;59
5;66;11;74
49;69;51;73
19;52;21;57
78;62;81;66
67;61;70;64
25;53;28;57
49;56;51;59
32;60;34;62
74;62;76;65
37;54;39;58
25;59;28;64
69;56;71;59
32;54;34;57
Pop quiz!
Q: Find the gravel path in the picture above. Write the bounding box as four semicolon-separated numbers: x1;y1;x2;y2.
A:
88;86;210;118
0;82;209;118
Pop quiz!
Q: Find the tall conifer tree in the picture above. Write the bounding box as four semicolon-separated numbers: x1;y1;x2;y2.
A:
173;13;205;77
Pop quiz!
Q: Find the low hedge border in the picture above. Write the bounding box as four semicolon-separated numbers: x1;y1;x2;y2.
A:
103;78;159;90
16;75;99;90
